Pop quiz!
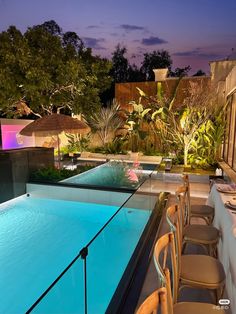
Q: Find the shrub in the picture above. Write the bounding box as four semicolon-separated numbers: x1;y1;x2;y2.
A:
29;165;93;182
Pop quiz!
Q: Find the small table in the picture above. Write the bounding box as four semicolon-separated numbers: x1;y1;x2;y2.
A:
207;184;236;313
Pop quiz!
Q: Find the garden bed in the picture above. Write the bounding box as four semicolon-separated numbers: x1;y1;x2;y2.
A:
29;164;95;183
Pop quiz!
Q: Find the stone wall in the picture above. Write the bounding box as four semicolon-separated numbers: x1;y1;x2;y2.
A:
0;147;54;203
225;65;236;96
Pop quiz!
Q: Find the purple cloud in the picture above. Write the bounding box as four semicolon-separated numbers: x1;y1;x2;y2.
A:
142;36;168;46
120;24;145;31
173;48;224;59
82;37;106;50
86;25;99;29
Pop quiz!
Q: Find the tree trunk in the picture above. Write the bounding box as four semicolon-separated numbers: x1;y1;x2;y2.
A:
184;137;189;166
184;147;188;166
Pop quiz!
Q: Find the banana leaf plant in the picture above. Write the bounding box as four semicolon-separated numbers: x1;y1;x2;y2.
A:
130;80;225;167
127;98;151;152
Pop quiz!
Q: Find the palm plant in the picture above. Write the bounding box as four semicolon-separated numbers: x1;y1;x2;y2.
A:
85;100;123;146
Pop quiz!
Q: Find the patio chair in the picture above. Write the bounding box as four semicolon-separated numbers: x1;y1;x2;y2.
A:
165;204;225;304
182;174;214;225
136;232;226;313
175;185;220;257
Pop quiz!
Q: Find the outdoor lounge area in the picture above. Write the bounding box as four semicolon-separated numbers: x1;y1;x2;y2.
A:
0;145;236;313
1;61;236;312
1;4;236;313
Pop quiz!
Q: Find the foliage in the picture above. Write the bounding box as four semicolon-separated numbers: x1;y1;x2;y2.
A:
109;45;191;88
140;50;172;81
0;21;112;118
54;145;69;157
188;108;225;167
111;44;129;83
104;136;127;154
29;165;93;182
104;160;141;188
65;133;90;153
110;44;146;83
193;69;206;76
142;139;161;156
86;99;123;146
127;64;146;82
91;137;128;154
152;82;223;166
126;97;152;152
170;66;191;77
130;81;225;167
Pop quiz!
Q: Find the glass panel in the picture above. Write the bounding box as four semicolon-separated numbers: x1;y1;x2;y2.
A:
60;161;150;191
29;256;85;314
30;160;102;184
29;160;158;194
0;195;90;314
227;97;235;166
23;169;156;314
223;98;231;161
86;177;157;313
232;94;236;170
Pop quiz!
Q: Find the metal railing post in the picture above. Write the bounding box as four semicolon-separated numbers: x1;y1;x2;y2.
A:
80;247;88;314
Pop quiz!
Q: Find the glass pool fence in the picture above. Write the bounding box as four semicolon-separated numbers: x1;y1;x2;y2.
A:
25;170;164;314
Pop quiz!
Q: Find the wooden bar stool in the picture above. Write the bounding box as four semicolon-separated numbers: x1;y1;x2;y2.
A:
136;232;226;313
165;205;225;304
175;185;220;257
182;174;214;225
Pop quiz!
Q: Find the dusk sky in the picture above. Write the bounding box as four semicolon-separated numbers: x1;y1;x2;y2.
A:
0;0;236;75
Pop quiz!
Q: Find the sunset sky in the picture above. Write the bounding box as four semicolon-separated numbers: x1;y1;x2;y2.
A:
0;0;236;75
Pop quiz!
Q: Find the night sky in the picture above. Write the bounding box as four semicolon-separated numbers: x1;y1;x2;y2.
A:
0;0;236;74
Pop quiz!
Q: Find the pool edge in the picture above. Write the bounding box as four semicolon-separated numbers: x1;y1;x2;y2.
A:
105;191;170;314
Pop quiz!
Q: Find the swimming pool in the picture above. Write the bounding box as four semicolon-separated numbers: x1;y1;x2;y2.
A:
61;161;153;190
0;193;152;313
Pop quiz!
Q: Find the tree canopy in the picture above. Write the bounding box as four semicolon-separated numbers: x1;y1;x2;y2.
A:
0;20;112;118
111;44;129;83
109;45;192;84
140;50;172;81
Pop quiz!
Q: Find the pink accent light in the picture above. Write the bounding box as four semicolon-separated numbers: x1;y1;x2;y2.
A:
1;124;34;149
127;169;139;182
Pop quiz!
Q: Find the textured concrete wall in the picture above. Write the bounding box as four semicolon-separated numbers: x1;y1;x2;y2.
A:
0;147;54;203
210;60;236;84
225;65;236;96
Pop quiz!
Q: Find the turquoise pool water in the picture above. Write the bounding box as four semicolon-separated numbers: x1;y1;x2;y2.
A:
0;194;150;313
62;162;150;189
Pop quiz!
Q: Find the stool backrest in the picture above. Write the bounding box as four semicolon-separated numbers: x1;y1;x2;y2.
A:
175;185;190;226
135;287;168;314
153;231;178;305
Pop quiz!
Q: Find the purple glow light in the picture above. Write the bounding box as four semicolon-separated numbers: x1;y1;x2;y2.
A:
1;124;35;149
